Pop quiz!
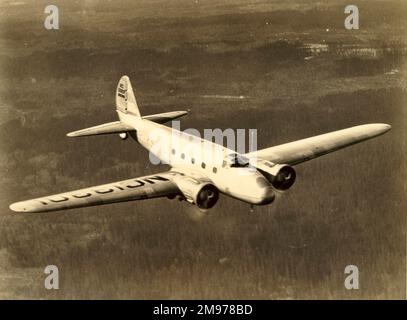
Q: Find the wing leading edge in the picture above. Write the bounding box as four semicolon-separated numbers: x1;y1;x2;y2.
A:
9;172;180;213
245;123;391;166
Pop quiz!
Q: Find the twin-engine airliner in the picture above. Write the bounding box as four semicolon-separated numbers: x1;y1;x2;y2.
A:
10;76;391;213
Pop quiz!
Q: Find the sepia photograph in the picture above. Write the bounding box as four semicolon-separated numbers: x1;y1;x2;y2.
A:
0;0;406;301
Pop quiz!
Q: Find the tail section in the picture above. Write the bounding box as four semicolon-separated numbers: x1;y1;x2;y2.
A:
67;75;189;138
116;75;141;117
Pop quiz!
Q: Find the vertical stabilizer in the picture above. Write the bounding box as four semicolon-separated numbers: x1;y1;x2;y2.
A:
116;75;141;117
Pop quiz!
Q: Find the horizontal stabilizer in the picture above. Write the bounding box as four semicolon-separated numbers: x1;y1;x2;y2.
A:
67;121;135;137
67;111;188;137
142;110;188;124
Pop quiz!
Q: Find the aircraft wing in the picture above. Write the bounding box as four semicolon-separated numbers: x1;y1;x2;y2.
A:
9;172;180;213
67;121;135;137
245;124;391;166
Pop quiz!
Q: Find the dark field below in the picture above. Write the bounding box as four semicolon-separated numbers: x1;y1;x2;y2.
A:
0;0;406;299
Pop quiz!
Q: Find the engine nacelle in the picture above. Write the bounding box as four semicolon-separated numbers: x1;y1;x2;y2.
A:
255;160;296;191
174;177;219;209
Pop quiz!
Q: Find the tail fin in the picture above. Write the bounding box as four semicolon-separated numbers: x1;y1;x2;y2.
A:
116;76;141;117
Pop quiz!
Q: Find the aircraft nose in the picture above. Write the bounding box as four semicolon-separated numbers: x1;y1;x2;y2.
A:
260;187;275;205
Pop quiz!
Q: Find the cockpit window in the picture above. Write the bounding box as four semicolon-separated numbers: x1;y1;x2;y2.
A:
226;153;250;168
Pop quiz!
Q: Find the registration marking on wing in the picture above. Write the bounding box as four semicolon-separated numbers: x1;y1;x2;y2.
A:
10;174;176;213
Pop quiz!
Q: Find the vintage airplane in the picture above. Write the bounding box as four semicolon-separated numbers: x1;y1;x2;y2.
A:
10;76;391;213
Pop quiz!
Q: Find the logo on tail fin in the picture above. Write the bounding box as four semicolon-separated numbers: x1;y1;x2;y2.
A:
117;86;127;101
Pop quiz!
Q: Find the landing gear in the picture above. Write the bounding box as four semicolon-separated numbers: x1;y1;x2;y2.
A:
249;204;254;213
119;132;128;140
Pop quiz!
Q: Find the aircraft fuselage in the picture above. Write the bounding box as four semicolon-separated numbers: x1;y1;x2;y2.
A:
119;112;276;205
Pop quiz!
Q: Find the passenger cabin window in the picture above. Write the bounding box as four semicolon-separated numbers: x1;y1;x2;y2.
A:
171;149;176;155
181;153;185;160
213;167;217;174
191;158;195;164
201;163;206;169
